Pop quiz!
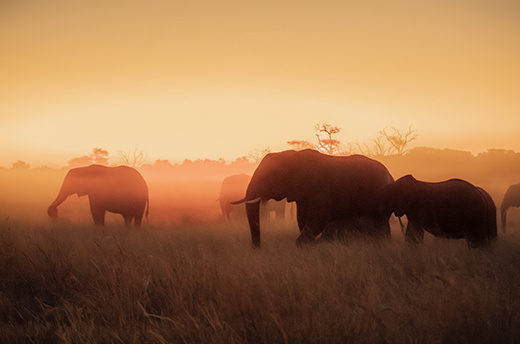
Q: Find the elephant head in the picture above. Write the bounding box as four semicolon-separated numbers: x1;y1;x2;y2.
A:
232;150;306;247
48;167;96;218
501;183;520;232
379;174;419;218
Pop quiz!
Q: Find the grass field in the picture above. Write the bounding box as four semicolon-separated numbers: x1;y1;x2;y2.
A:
0;217;519;344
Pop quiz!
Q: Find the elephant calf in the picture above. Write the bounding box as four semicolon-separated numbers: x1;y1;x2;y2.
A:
380;175;497;247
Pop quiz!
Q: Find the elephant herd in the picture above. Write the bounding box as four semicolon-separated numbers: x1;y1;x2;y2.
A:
48;149;520;248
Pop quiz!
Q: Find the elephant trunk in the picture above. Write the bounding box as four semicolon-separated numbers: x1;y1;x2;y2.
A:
246;201;261;248
47;190;70;218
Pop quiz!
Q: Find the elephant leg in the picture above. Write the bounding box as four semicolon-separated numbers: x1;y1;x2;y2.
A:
296;203;306;233
90;207;105;226
122;214;133;227
134;214;143;227
296;224;321;245
296;212;326;245
368;215;392;239
405;220;424;244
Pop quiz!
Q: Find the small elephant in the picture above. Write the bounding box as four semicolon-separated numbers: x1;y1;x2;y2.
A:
219;174;293;222
379;175;497;247
501;183;520;232
232;149;394;247
48;165;149;226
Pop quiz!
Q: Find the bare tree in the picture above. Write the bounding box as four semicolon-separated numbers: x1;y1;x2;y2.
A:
245;147;271;163
378;126;418;155
117;149;148;168
347;126;418;157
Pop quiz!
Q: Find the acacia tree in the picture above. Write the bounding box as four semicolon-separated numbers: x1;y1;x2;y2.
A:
287;122;344;155
67;148;109;167
11;160;30;170
314;123;342;155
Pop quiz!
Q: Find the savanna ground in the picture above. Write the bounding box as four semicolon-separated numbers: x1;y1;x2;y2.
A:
1;158;520;344
1;216;520;344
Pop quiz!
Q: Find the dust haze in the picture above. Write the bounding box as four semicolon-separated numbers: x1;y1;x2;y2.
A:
2;147;520;229
1;149;520;343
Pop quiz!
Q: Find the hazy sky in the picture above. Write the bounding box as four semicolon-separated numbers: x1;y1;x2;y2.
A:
1;0;519;167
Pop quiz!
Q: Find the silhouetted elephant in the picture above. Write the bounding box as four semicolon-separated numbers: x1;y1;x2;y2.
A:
219;174;292;221
232;149;394;247
379;175;497;247
48;165;149;226
501;183;520;232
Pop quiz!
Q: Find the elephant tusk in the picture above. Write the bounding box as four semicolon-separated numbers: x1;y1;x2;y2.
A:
230;197;261;205
245;197;262;204
230;197;246;205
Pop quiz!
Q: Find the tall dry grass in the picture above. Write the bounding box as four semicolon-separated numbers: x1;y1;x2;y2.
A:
0;219;519;343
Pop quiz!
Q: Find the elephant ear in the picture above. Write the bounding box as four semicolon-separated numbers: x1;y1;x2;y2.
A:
66;168;92;197
281;150;315;202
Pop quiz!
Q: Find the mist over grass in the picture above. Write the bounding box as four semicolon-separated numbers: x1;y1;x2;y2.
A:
1;219;519;343
1;151;520;342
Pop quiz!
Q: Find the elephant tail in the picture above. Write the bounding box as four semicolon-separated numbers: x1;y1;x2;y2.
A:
145;197;150;222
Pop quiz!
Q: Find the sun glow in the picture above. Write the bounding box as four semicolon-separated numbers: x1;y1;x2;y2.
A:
1;0;519;168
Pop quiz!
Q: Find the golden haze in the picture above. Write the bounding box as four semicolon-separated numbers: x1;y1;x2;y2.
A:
1;0;519;167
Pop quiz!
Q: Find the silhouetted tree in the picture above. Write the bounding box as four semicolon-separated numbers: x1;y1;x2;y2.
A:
117;149;147;168
153;159;173;167
379;126;418;155
288;122;344;155
11;160;30;170
245;147;271;163
350;126;418;157
315;123;342;155
68;148;109;167
286;140;316;151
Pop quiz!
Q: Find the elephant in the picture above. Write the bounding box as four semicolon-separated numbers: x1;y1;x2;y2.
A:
48;165;149;226
219;174;252;220
501;183;520;232
219;174;293;222
232;149;394;247
378;174;497;247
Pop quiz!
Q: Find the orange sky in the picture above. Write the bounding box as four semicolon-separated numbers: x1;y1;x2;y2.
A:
1;0;519;167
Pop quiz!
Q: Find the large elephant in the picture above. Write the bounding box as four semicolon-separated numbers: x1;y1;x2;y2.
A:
232;149;394;247
219;174;293;221
379;175;497;247
501;183;520;232
48;165;149;226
